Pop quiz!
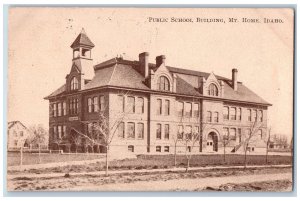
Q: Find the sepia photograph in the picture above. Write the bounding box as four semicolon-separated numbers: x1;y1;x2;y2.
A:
6;7;294;192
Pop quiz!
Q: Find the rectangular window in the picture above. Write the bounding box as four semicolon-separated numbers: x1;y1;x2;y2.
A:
258;129;263;139
164;124;169;139
157;99;162;115
194;126;200;140
118;122;125;138
49;104;54;117
127;96;135;113
63;102;66;116
177;102;184;116
100;96;105;111
75;99;78;114
156;146;161;152
259;110;263;122
164;100;170;115
127;122;135;138
230;107;236;120
137;97;144;114
194;103;199;117
214;112;219;122
62;125;66;138
20;131;23;137
70;98;78;115
178;125;183;139
237;108;242;121
230;128;236;140
87;123;93;136
223;127;229;140
156;123;162;139
53;126;57;139
253;110;258;122
93;96;99;112
118;95;125;112
88;98;92;113
238;128;242;143
53;103;57;117
185;102;192;117
58;126;62;139
223;106;229;120
69;101;72;115
137;123;144;139
164;146;170;152
247;109;252;121
246;129;251;138
186;125;192;140
57;103;62;116
207;111;212;122
128;145;134;152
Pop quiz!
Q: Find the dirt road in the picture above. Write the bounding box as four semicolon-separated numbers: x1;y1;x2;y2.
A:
68;172;292;191
8;166;292;191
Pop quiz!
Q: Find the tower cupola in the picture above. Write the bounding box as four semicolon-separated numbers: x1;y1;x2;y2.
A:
71;28;95;60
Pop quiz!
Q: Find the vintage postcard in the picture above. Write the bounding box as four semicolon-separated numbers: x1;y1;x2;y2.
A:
7;7;294;192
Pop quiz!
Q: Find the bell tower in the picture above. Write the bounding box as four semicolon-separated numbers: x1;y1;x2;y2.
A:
70;28;95;81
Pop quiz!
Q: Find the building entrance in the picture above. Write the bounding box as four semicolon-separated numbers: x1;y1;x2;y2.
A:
207;132;218;152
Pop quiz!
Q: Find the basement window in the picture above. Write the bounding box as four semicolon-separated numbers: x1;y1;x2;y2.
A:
128;145;134;152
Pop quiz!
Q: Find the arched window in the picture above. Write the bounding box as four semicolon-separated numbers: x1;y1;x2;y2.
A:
208;83;218;96
157;76;170;91
71;77;79;90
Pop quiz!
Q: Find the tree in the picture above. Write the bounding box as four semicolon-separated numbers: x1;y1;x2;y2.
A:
265;128;271;164
28;124;47;164
183;127;201;172
171;130;180;168
71;132;81;154
221;130;230;163
172;116;184;168
242;121;263;168
71;110;125;176
71;92;129;176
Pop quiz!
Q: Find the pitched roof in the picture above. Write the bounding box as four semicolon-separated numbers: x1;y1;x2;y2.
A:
44;84;66;99
222;80;269;105
70;29;95;48
45;57;270;105
167;66;230;81
8;121;27;130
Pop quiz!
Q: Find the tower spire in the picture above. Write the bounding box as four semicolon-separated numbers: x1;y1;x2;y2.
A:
80;27;86;34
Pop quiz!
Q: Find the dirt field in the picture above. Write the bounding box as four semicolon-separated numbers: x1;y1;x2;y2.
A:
200;180;292;192
8;166;292;191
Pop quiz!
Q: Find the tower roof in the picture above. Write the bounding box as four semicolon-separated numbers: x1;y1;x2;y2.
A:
70;28;95;48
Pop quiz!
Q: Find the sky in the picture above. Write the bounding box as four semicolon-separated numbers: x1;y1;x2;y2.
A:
7;8;294;138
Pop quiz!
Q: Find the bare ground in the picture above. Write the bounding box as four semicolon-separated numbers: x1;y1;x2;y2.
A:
8;166;292;191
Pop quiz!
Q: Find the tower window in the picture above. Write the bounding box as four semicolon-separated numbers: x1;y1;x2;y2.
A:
82;49;90;57
157;76;170;91
207;83;218;96
71;77;79;90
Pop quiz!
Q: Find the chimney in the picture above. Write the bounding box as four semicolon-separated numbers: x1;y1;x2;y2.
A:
232;68;238;91
156;55;166;67
139;52;149;78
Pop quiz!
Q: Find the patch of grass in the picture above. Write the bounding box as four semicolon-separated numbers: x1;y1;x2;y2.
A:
7;152;104;166
13;177;33;181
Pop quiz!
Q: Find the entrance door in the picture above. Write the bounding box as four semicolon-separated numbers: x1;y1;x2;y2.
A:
207;140;214;152
207;132;218;152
